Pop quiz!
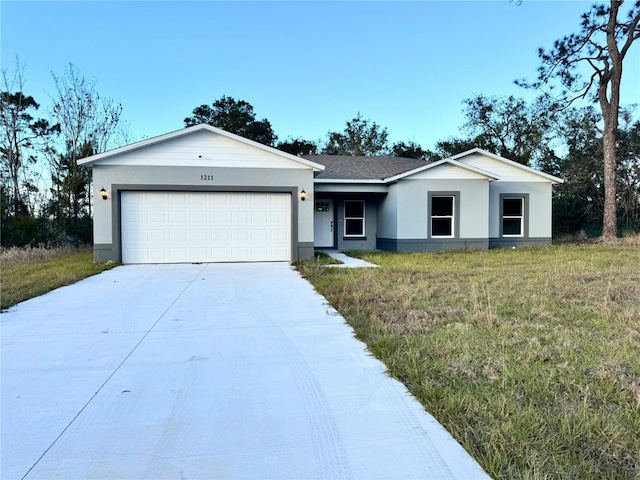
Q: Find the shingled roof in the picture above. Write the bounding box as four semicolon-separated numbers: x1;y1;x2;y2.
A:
302;155;428;180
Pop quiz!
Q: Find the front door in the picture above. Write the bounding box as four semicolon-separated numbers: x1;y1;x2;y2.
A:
314;199;334;247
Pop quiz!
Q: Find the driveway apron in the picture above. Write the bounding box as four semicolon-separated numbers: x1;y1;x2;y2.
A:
1;263;489;479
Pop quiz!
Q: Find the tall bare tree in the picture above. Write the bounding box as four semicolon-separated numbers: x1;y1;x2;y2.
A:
518;0;640;239
0;59;59;217
49;63;122;236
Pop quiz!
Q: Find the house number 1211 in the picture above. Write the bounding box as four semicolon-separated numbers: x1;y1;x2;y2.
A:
200;174;214;181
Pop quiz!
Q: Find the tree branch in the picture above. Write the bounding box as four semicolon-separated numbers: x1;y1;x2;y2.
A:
619;8;640;58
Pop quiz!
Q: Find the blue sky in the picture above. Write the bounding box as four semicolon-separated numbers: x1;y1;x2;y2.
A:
2;1;639;151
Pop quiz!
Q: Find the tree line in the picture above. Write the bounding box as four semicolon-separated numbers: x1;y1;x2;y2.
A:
2;1;638;246
1;61;125;246
184;94;639;238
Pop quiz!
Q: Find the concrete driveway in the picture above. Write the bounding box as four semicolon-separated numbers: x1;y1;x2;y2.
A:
1;263;489;479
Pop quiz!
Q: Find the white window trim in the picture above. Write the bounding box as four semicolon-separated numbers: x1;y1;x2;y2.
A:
344;200;365;238
502;197;524;237
431;195;455;238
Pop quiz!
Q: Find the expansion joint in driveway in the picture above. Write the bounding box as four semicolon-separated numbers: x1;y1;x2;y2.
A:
20;264;208;480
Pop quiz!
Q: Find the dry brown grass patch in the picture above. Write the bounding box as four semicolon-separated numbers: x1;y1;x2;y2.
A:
0;245;86;267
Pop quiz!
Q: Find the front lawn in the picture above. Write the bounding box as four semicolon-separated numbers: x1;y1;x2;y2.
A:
1;247;118;310
296;242;640;479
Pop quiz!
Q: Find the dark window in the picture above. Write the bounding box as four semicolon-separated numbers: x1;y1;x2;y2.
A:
431;196;454;237
345;200;364;218
344;200;365;237
502;197;524;236
503;219;522;235
432;196;453;217
432;218;452;236
503;198;523;216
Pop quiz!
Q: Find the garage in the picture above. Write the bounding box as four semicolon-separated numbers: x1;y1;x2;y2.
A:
80;124;321;263
121;192;291;263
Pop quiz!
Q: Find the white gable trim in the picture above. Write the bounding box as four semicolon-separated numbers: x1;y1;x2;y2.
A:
78;124;325;171
448;148;564;184
384;158;498;183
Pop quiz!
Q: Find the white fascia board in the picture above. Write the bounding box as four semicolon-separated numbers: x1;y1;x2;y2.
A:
449;148;564;184
383;158;498;183
79;124;325;172
314;178;386;184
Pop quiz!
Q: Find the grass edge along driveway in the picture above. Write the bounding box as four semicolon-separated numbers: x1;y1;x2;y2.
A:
296;243;640;480
1;247;117;310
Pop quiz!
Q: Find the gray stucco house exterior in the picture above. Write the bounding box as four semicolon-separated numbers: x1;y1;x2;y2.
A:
79;124;563;264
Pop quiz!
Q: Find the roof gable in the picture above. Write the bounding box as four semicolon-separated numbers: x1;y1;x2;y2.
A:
79;124;324;171
450;148;564;184
390;159;498;181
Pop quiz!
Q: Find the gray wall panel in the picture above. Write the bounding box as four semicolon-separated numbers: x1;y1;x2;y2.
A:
395;179;489;239
489;182;552;238
335;199;379;251
377;238;488;252
92;165;314;263
93;244;116;263
489;237;552;248
297;243;315;261
376;185;398;238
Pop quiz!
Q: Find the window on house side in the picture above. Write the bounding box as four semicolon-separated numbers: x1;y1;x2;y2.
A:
502;198;524;236
431;196;454;237
344;200;365;237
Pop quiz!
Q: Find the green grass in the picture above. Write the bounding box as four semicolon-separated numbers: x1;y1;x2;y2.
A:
1;247;118;310
313;251;343;264
296;242;640;479
291;251;343;275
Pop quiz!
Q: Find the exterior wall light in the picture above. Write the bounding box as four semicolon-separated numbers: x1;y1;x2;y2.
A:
100;188;108;200
300;189;307;201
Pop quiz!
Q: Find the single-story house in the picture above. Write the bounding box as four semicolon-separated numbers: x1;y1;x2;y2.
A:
79;124;563;264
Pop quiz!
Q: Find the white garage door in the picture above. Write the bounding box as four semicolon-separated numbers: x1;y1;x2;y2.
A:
121;192;291;263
